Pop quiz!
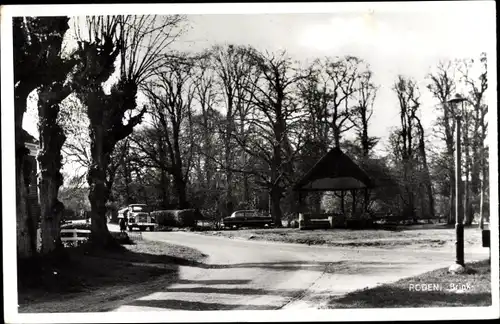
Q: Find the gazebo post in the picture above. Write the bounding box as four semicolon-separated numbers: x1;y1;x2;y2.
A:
364;188;369;212
351;189;356;216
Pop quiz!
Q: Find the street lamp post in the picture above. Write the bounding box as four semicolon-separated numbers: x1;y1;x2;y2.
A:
447;93;467;267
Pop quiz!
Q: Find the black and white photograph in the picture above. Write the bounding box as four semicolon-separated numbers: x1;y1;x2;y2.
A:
1;1;498;323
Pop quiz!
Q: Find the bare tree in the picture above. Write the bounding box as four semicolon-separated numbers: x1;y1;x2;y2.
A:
73;15;185;246
13;17;76;257
351;68;379;157
314;56;361;147
142;55;196;209
348;66;379;212
393;75;420;221
36;21;79;254
458;53;488;226
427;60;457;224
191;53;222;194
414;115;435;219
211;44;258;212
237;50;308;226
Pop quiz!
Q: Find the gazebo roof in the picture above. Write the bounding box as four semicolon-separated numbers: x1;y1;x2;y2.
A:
294;147;373;192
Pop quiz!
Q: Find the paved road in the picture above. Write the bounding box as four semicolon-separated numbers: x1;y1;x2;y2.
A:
113;231;489;311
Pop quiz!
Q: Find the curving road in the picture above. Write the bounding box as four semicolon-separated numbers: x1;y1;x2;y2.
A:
113;231;489;311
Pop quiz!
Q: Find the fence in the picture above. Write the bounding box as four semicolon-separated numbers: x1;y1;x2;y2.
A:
60;228;90;246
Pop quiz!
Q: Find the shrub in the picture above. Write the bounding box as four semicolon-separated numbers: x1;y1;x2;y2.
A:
176;209;196;227
151;210;177;227
151;209;196;227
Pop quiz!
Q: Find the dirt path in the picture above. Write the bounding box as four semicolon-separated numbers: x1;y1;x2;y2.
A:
112;231;489;311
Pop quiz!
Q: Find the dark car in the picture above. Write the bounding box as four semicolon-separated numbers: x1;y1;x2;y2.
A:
221;210;273;229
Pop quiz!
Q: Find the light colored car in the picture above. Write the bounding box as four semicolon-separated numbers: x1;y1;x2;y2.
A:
120;204;157;231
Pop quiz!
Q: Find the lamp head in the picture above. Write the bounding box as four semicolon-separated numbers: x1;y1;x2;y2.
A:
447;93;466;104
447;93;466;119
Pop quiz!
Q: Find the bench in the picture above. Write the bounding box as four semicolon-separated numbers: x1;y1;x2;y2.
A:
299;213;335;230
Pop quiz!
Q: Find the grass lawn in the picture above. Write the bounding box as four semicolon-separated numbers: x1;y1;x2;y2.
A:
324;259;492;308
200;225;483;249
18;237;207;313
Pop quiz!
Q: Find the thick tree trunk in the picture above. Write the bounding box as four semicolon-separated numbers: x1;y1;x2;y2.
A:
38;85;68;254
16;159;36;258
39;181;64;253
87;126;114;247
38;123;66;254
160;170;169;208
333;126;341;148
173;172;188;209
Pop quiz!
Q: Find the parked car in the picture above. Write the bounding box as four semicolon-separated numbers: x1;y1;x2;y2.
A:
221;210;273;229
119;204;157;231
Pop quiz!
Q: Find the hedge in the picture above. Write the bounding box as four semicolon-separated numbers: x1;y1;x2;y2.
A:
60;222;91;230
151;209;196;227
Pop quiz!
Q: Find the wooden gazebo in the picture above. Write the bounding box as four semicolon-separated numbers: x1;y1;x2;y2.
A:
293;147;374;228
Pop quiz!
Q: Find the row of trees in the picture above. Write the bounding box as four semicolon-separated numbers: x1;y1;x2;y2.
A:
15;15;489;259
62;45;489;228
426;55;489;225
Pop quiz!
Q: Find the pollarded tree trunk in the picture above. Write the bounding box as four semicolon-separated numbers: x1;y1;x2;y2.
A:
17;152;36;258
39;181;64;252
87;124;115;247
16;82;38;258
38;85;68;253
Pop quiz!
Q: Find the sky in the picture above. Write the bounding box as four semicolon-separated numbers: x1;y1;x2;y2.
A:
20;1;496;159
